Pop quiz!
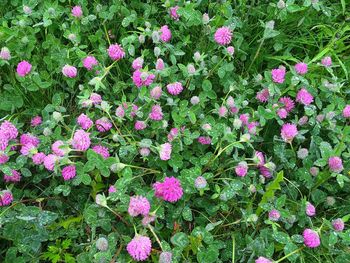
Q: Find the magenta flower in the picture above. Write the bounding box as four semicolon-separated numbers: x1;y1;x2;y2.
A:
328;156;343;173
153;176;183;202
127;235;152;261
32;152;46;165
150;86;162;99
77;113;93;130
235;161;248;177
0;190;13;206
218;106;228;117
198;136;211;145
134;121;147;131
108;185;117;194
132;57;144;70
16;60;32;77
82;56;98;70
239;114;250;126
149;105;163;121
227;46;235;55
279;96;295;112
214;26;232;45
90;93;102;105
141;214;156;226
132;70;155;88
281;123;298;142
332;218;345;232
159;142;172;160
52;140;67;157
31;116;42;127
128;196;151;217
44;154;59;171
20;143;36;156
295;62;308;75
306;202;316;217
71;6;83;17
296;88;314;105
255;257;273;263
342;105;350;118
277;108;287;119
167;82;183;95
160;25;172;42
0;120;18;140
0;153;9;164
115;105;125;118
169;6;180;20
95;117;112;132
71;129;91;151
62;65;77;78
3;170;21;183
256;88;270;103
20;133;40;147
92;145;110;159
303;229;320;248
62;165;76;181
268;209;280;221
321;56;332;67
156;58;165;71
108;43;125;61
271;67;286;84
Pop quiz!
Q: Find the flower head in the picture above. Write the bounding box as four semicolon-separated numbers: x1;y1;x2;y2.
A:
159;142;172;160
342;105;350;118
92;145;110;159
95;117;112;132
90;93;102;105
127;235;152;261
128;196;151;217
108;43;125;61
62;65;77;78
3;170;21;183
31;116;42;127
0;47;11;60
268;209;280;221
279;96;295;113
255;257;273;263
0;121;18;140
32;152;46;165
135;121;147;131
235;161;248;177
214;27;232;45
132;70;155;88
153;176;183;202
306;202;316;217
0;153;9;164
159;252;173;263
332;218;345;232
77;113;93;130
0;190;13;206
44;154;59;171
16;60;32;77
321;56;332;67
170;6;180;20
303;229;320;248
149;105;163;121
256;88;270;103
52;140;68;157
82;56;98;70
62;165;76;180
281;123;298;142
72;130;91;151
198;136;211;145
150;86;162;100
296;88;314;106
195;176;207;189
20;133;40;147
132;57;144;70
160;25;172;42
295;62;308;75
71;6;83;17
328;156;343;173
271;67;286;84
167;82;183;95
156;58;165;71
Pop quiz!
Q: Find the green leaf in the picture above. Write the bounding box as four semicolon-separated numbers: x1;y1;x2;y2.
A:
182;206;193;221
171;232;189;248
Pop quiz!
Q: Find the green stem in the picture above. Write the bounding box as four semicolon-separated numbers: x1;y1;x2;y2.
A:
275;247;303;263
